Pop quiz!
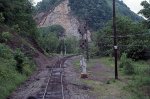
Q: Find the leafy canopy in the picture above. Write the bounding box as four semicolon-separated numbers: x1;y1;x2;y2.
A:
0;0;37;37
139;1;150;28
95;16;150;60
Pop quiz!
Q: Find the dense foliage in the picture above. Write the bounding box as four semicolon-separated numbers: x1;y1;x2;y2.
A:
119;53;134;75
139;1;150;20
34;0;143;31
139;1;150;28
0;44;35;99
65;37;79;53
0;0;37;38
35;0;63;13
38;25;78;54
38;25;65;37
38;32;59;53
0;0;149;98
94;16;150;60
69;0;143;31
0;1;38;98
69;0;112;30
119;52;150;98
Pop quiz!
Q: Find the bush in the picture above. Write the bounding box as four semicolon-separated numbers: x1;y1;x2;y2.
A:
38;25;66;54
89;43;99;58
0;44;13;59
11;24;20;32
14;49;35;74
119;53;127;68
1;32;12;42
35;0;62;13
38;25;65;37
38;32;59;53
123;59;135;75
0;13;5;23
14;49;26;74
120;53;135;75
65;37;79;54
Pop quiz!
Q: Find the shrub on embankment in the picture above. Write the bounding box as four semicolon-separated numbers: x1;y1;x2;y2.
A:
100;56;150;98
118;53;150;98
0;44;35;99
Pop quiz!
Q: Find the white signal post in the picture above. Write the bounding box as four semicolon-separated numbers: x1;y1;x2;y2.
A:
80;31;88;78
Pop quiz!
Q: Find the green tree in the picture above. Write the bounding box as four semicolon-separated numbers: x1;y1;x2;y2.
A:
68;0;143;31
65;37;78;53
38;32;59;53
95;16;150;59
139;1;150;28
35;0;62;13
69;0;112;30
38;25;65;38
0;0;37;38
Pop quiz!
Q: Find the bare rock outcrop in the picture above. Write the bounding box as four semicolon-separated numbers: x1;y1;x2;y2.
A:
34;0;91;40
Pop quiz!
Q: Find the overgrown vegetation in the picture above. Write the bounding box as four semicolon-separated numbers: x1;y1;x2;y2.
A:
119;53;134;75
0;0;149;98
99;56;150;98
0;0;38;99
0;44;35;99
0;0;37;38
69;0;111;30
139;1;150;29
94;16;150;60
69;0;143;30
87;1;150;98
38;25;79;54
0;31;12;42
35;0;63;13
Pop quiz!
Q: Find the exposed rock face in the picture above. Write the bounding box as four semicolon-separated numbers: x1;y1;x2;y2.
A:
35;0;91;40
36;0;80;38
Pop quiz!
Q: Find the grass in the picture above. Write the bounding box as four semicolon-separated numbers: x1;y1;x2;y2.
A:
99;57;115;67
0;73;26;99
100;57;150;99
81;79;137;99
72;56;150;99
0;60;35;99
72;59;80;70
72;57;132;98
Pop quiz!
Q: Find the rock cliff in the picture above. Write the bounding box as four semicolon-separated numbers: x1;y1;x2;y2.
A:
34;0;91;40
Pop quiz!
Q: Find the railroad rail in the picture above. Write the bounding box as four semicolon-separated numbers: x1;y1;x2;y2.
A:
36;56;73;99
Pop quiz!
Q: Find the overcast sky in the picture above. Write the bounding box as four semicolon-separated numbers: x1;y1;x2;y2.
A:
33;0;148;13
123;0;148;13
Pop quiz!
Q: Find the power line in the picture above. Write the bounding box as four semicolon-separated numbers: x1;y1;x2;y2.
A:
103;32;150;38
98;44;150;47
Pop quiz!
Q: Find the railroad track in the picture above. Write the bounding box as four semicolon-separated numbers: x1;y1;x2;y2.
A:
36;56;73;99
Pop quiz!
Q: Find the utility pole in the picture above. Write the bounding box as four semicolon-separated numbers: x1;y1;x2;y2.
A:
113;0;118;79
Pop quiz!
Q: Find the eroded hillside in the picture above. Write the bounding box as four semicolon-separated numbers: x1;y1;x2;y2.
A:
34;0;81;39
